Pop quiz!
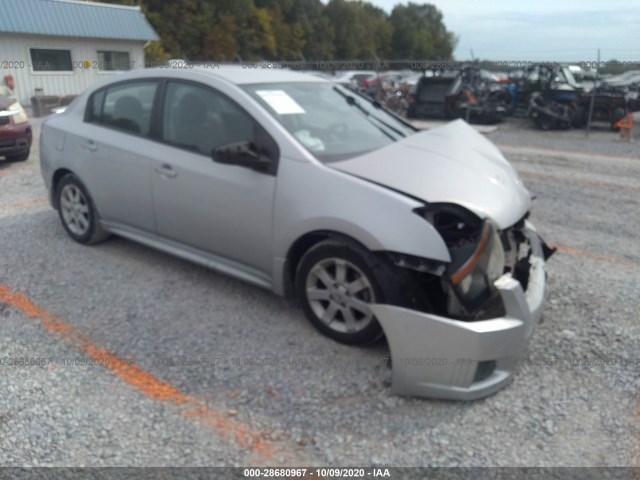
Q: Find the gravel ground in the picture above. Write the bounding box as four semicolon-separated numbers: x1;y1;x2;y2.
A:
0;116;638;469
490;115;640;158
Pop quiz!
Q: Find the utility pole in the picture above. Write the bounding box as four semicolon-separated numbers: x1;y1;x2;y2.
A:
586;48;600;137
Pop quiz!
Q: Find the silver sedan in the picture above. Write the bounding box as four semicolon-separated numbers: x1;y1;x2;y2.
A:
40;66;553;400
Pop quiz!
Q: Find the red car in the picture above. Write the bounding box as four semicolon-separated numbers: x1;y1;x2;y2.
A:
0;96;32;162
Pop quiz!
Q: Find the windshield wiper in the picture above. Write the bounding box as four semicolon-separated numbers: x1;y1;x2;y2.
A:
333;86;406;139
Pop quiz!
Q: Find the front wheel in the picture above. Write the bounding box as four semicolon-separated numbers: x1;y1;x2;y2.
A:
295;239;408;345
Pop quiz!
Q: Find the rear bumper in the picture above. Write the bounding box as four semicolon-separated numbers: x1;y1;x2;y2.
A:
370;221;548;400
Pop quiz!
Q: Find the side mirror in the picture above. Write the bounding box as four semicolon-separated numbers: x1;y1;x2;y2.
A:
212;140;271;172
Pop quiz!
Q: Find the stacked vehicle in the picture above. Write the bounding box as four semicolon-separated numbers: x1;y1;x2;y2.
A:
405;67;511;124
509;64;640;130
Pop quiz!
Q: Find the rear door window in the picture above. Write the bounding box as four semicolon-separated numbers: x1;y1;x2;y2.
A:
87;81;158;136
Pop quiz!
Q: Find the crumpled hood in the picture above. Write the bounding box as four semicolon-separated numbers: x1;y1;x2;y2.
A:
330;119;531;229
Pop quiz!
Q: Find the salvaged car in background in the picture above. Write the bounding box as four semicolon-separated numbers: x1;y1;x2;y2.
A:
406;67;511;124
510;64;640;130
600;70;640;91
0;96;32;162
40;67;553;400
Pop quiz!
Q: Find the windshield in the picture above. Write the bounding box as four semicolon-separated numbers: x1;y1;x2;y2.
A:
242;82;415;162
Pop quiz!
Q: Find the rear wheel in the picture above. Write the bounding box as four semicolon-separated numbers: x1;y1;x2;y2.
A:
56;174;109;244
295;239;408;345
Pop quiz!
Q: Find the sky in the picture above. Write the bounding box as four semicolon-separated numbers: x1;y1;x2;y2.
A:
365;0;640;64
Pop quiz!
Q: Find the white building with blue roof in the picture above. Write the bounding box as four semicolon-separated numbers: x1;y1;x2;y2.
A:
0;0;159;105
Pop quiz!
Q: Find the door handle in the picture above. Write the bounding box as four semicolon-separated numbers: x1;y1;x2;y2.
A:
81;140;97;152
155;164;178;178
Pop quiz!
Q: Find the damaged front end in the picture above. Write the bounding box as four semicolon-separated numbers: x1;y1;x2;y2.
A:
375;205;555;400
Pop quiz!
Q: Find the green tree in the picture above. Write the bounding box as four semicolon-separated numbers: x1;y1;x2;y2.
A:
267;6;305;60
202;14;240;61
600;59;639;75
360;3;392;59
389;2;457;60
89;0;457;63
144;40;170;64
143;0;215;59
245;8;278;59
288;0;334;60
322;1;392;60
323;0;359;59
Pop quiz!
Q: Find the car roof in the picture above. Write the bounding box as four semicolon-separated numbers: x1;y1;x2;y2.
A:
74;65;334;101
162;65;329;85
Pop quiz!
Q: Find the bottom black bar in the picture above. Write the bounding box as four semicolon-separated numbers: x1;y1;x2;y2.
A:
0;467;637;480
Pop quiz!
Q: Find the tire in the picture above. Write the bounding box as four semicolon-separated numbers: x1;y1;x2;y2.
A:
5;150;29;162
56;173;109;245
295;238;409;345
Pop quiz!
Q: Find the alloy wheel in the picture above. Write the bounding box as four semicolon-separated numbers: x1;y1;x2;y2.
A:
305;257;376;334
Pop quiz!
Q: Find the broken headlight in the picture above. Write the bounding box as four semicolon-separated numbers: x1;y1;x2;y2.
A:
449;221;505;309
415;204;505;312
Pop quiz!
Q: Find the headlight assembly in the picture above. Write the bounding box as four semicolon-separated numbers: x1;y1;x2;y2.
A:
8;102;29;124
414;204;506;312
448;221;505;309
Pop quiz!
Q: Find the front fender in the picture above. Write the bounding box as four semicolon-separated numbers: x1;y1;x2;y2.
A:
271;159;450;295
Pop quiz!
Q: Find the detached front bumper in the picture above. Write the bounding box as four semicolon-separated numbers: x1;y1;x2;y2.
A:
370;222;548;400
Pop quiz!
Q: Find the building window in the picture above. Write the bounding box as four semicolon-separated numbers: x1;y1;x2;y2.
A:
30;48;73;72
97;51;131;71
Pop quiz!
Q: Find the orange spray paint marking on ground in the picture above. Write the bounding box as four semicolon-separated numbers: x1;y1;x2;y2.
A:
0;165;38;179
497;143;640;162
0;284;55;321
183;405;270;452
0;283;282;460
0;198;49;213
82;344;192;404
520;171;640;194
554;245;640;269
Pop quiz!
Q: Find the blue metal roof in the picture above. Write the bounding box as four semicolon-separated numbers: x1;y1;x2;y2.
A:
0;0;159;41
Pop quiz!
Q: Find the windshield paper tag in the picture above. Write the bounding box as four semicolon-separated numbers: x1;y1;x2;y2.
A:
256;90;305;115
